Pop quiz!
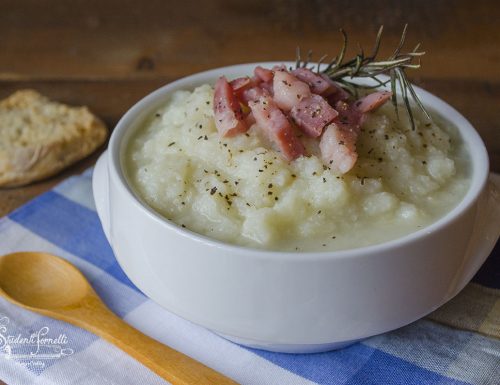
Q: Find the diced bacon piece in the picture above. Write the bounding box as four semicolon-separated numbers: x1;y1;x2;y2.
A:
321;77;351;105
319;101;364;174
354;91;392;113
259;80;274;95
292;68;331;95
334;101;363;134
213;76;248;137
249;96;305;161
272;64;287;72
241;86;270;105
250;72;274;95
318;74;337;95
244;111;256;127
320;123;359;174
272;68;311;112
230;76;252;92
230;77;259;103
289;94;338;137
254;66;274;82
326;88;351;106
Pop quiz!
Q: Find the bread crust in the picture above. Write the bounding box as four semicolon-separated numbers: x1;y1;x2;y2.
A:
0;90;107;187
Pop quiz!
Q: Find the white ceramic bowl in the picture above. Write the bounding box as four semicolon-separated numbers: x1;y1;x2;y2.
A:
93;62;500;353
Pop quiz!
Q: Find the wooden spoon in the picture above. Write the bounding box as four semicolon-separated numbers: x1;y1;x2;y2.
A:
0;252;238;385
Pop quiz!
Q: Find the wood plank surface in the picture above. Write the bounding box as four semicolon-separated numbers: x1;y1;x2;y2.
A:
0;1;499;384
1;0;498;81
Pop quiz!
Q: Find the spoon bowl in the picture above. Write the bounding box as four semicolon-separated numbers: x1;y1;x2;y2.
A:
0;251;238;385
0;252;88;309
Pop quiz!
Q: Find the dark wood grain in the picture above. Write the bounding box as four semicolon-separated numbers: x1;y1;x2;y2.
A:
0;0;499;81
0;2;499;383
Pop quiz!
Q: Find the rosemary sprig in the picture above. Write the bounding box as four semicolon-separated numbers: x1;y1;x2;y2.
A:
295;25;430;130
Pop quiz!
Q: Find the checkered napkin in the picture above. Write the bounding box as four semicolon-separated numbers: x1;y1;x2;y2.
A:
0;169;499;385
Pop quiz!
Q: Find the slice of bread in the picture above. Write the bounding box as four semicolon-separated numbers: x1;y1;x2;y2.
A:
0;90;107;187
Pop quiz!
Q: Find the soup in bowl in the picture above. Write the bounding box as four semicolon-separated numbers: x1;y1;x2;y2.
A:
93;62;498;353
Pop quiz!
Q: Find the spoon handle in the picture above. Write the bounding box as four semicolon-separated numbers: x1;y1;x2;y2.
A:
70;296;238;385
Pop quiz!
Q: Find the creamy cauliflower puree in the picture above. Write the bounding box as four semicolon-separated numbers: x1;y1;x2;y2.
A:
124;85;470;252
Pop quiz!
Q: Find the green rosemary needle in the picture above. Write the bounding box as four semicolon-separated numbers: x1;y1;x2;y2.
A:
295;25;431;130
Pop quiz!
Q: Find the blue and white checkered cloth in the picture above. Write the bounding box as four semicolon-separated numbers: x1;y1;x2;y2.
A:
0;168;499;385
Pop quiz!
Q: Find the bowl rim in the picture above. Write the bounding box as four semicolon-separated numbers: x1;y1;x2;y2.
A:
107;61;490;261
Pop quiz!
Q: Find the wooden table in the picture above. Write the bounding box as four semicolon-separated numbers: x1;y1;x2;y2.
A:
0;2;498;383
1;0;499;216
